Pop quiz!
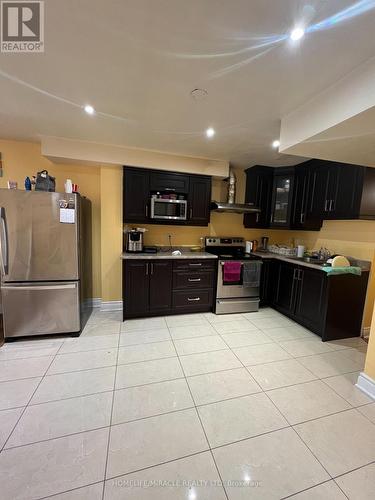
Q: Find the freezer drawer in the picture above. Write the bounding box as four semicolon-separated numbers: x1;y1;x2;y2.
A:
2;282;80;337
215;298;260;314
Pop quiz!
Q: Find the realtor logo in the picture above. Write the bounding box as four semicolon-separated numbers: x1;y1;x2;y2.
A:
1;1;44;52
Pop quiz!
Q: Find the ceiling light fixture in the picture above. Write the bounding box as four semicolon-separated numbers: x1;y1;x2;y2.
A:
272;139;280;149
290;27;305;41
206;127;215;138
84;104;95;115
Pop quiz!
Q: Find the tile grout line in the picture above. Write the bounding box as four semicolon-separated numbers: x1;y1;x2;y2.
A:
219;331;339;489
167;324;230;500
0;341;65;453
101;327;122;500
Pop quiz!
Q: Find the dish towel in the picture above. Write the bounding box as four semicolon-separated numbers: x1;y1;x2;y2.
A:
243;261;262;287
322;266;362;276
223;261;242;282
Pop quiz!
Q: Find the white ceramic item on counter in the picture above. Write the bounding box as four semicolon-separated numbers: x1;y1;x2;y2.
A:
65;179;73;193
297;245;305;258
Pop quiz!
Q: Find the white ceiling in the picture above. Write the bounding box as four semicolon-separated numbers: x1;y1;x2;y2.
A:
1;0;375;167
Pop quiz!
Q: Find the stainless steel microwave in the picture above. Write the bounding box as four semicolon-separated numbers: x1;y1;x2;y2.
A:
150;198;187;220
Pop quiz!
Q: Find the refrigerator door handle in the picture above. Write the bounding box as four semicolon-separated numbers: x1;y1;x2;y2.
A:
2;284;77;291
0;207;9;275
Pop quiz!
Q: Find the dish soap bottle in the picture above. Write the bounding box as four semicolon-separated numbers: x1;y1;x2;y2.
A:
25;176;32;191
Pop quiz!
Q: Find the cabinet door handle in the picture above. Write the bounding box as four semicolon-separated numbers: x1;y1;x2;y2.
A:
145;205;148;217
329;199;334;212
293;268;298;280
146;263;149;275
256;213;260;223
298;269;303;280
188;278;201;282
324;200;329;212
188;297;200;301
270;214;274;223
300;213;305;224
190;208;193;219
150;263;154;275
189;263;202;267
165;188;175;191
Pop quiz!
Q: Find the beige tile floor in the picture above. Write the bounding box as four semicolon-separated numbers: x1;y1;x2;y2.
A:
0;307;374;499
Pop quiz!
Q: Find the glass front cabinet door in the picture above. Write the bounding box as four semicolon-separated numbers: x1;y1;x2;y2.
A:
270;169;294;227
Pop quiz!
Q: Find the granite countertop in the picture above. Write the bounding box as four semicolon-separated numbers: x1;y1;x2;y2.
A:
121;251;218;260
251;252;371;272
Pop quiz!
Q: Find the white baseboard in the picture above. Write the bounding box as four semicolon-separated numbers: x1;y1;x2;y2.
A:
356;372;375;401
83;298;122;311
84;298;102;309
100;300;123;312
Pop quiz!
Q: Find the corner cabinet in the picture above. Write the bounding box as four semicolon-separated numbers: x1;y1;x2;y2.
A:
123;258;216;319
270;168;294;228
244;160;375;231
123;166;212;226
270;259;369;341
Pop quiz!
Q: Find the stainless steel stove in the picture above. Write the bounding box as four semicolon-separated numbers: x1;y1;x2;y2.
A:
205;237;262;314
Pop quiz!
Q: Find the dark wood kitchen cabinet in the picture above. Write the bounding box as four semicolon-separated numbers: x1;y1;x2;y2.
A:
244;166;273;228
268;258;369;340
149;261;173;313
123;167;150;223
123;166;212;226
244;160;375;231
259;259;277;306
302;159;375;221
188;175;212;226
123;260;172;318
291;166;323;231
123;258;216;319
149;171;189;194
270;167;295;228
273;260;328;334
273;261;296;315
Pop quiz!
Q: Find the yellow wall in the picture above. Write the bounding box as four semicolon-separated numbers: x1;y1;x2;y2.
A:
100;166;122;302
0;139;102;299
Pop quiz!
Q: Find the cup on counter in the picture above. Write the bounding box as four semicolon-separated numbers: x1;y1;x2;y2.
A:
297;245;305;258
72;183;79;193
245;241;253;253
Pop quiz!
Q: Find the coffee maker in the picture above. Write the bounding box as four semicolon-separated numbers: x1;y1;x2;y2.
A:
125;228;144;253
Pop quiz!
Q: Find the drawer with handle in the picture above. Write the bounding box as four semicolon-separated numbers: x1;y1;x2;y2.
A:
172;289;213;311
173;270;215;290
173;259;216;271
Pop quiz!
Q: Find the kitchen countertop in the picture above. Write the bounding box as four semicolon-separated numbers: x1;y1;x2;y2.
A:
121;251;218;260
251;252;371;271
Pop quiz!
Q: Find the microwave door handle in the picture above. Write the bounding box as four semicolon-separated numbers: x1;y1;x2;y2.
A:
0;207;9;275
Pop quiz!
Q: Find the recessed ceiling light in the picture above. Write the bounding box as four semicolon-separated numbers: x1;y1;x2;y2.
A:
84;104;95;115
290;27;305;41
206;127;215;138
191;88;208;101
272;140;280;149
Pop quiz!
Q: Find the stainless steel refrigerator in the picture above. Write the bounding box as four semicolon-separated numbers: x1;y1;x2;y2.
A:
0;190;91;338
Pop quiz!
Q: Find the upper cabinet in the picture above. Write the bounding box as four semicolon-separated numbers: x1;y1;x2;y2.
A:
123;166;212;226
123;167;150;222
188;175;212;225
243;166;273;228
244;160;375;230
270;167;294;227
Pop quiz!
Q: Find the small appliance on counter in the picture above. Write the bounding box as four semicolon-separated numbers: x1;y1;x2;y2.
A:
125;228;146;253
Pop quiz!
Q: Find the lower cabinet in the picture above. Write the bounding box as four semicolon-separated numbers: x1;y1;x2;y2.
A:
123;259;216;319
269;259;368;341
